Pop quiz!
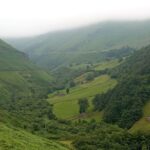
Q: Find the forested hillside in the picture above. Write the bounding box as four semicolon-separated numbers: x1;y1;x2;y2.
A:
7;20;150;68
93;46;150;128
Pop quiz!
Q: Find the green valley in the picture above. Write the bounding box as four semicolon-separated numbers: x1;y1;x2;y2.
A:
0;19;150;150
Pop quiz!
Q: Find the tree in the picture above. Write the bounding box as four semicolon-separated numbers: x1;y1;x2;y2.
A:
78;98;89;114
66;88;70;94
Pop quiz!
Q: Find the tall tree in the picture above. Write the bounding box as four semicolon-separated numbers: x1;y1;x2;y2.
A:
78;98;89;114
66;88;70;94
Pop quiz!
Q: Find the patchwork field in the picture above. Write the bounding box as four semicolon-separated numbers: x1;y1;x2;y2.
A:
69;59;120;71
48;75;117;120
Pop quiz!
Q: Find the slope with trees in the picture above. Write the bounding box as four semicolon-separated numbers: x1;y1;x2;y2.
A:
93;45;150;128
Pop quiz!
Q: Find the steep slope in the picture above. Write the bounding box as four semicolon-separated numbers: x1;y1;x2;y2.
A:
6;20;150;68
0;39;53;100
0;122;69;150
0;39;34;70
93;45;150;128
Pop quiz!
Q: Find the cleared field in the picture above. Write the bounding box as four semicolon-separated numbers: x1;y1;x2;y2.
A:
94;59;120;71
0;123;69;150
130;101;150;133
48;75;117;119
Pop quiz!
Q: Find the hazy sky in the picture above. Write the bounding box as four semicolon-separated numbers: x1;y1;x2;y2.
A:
0;0;150;37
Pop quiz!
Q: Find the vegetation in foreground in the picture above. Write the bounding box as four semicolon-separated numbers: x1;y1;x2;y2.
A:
0;122;69;150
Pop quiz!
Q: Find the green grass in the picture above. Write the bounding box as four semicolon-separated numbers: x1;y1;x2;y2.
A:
48;75;117;119
94;59;120;71
130;101;150;133
0;123;69;150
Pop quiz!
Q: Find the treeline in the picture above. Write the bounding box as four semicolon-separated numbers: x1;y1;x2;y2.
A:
93;46;150;128
73;121;150;150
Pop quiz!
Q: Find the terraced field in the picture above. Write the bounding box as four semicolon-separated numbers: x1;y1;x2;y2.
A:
48;75;117;120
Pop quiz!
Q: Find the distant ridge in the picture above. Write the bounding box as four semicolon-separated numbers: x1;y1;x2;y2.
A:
6;20;150;68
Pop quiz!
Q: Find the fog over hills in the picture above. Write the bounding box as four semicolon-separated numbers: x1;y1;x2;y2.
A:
1;0;150;37
6;20;150;68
